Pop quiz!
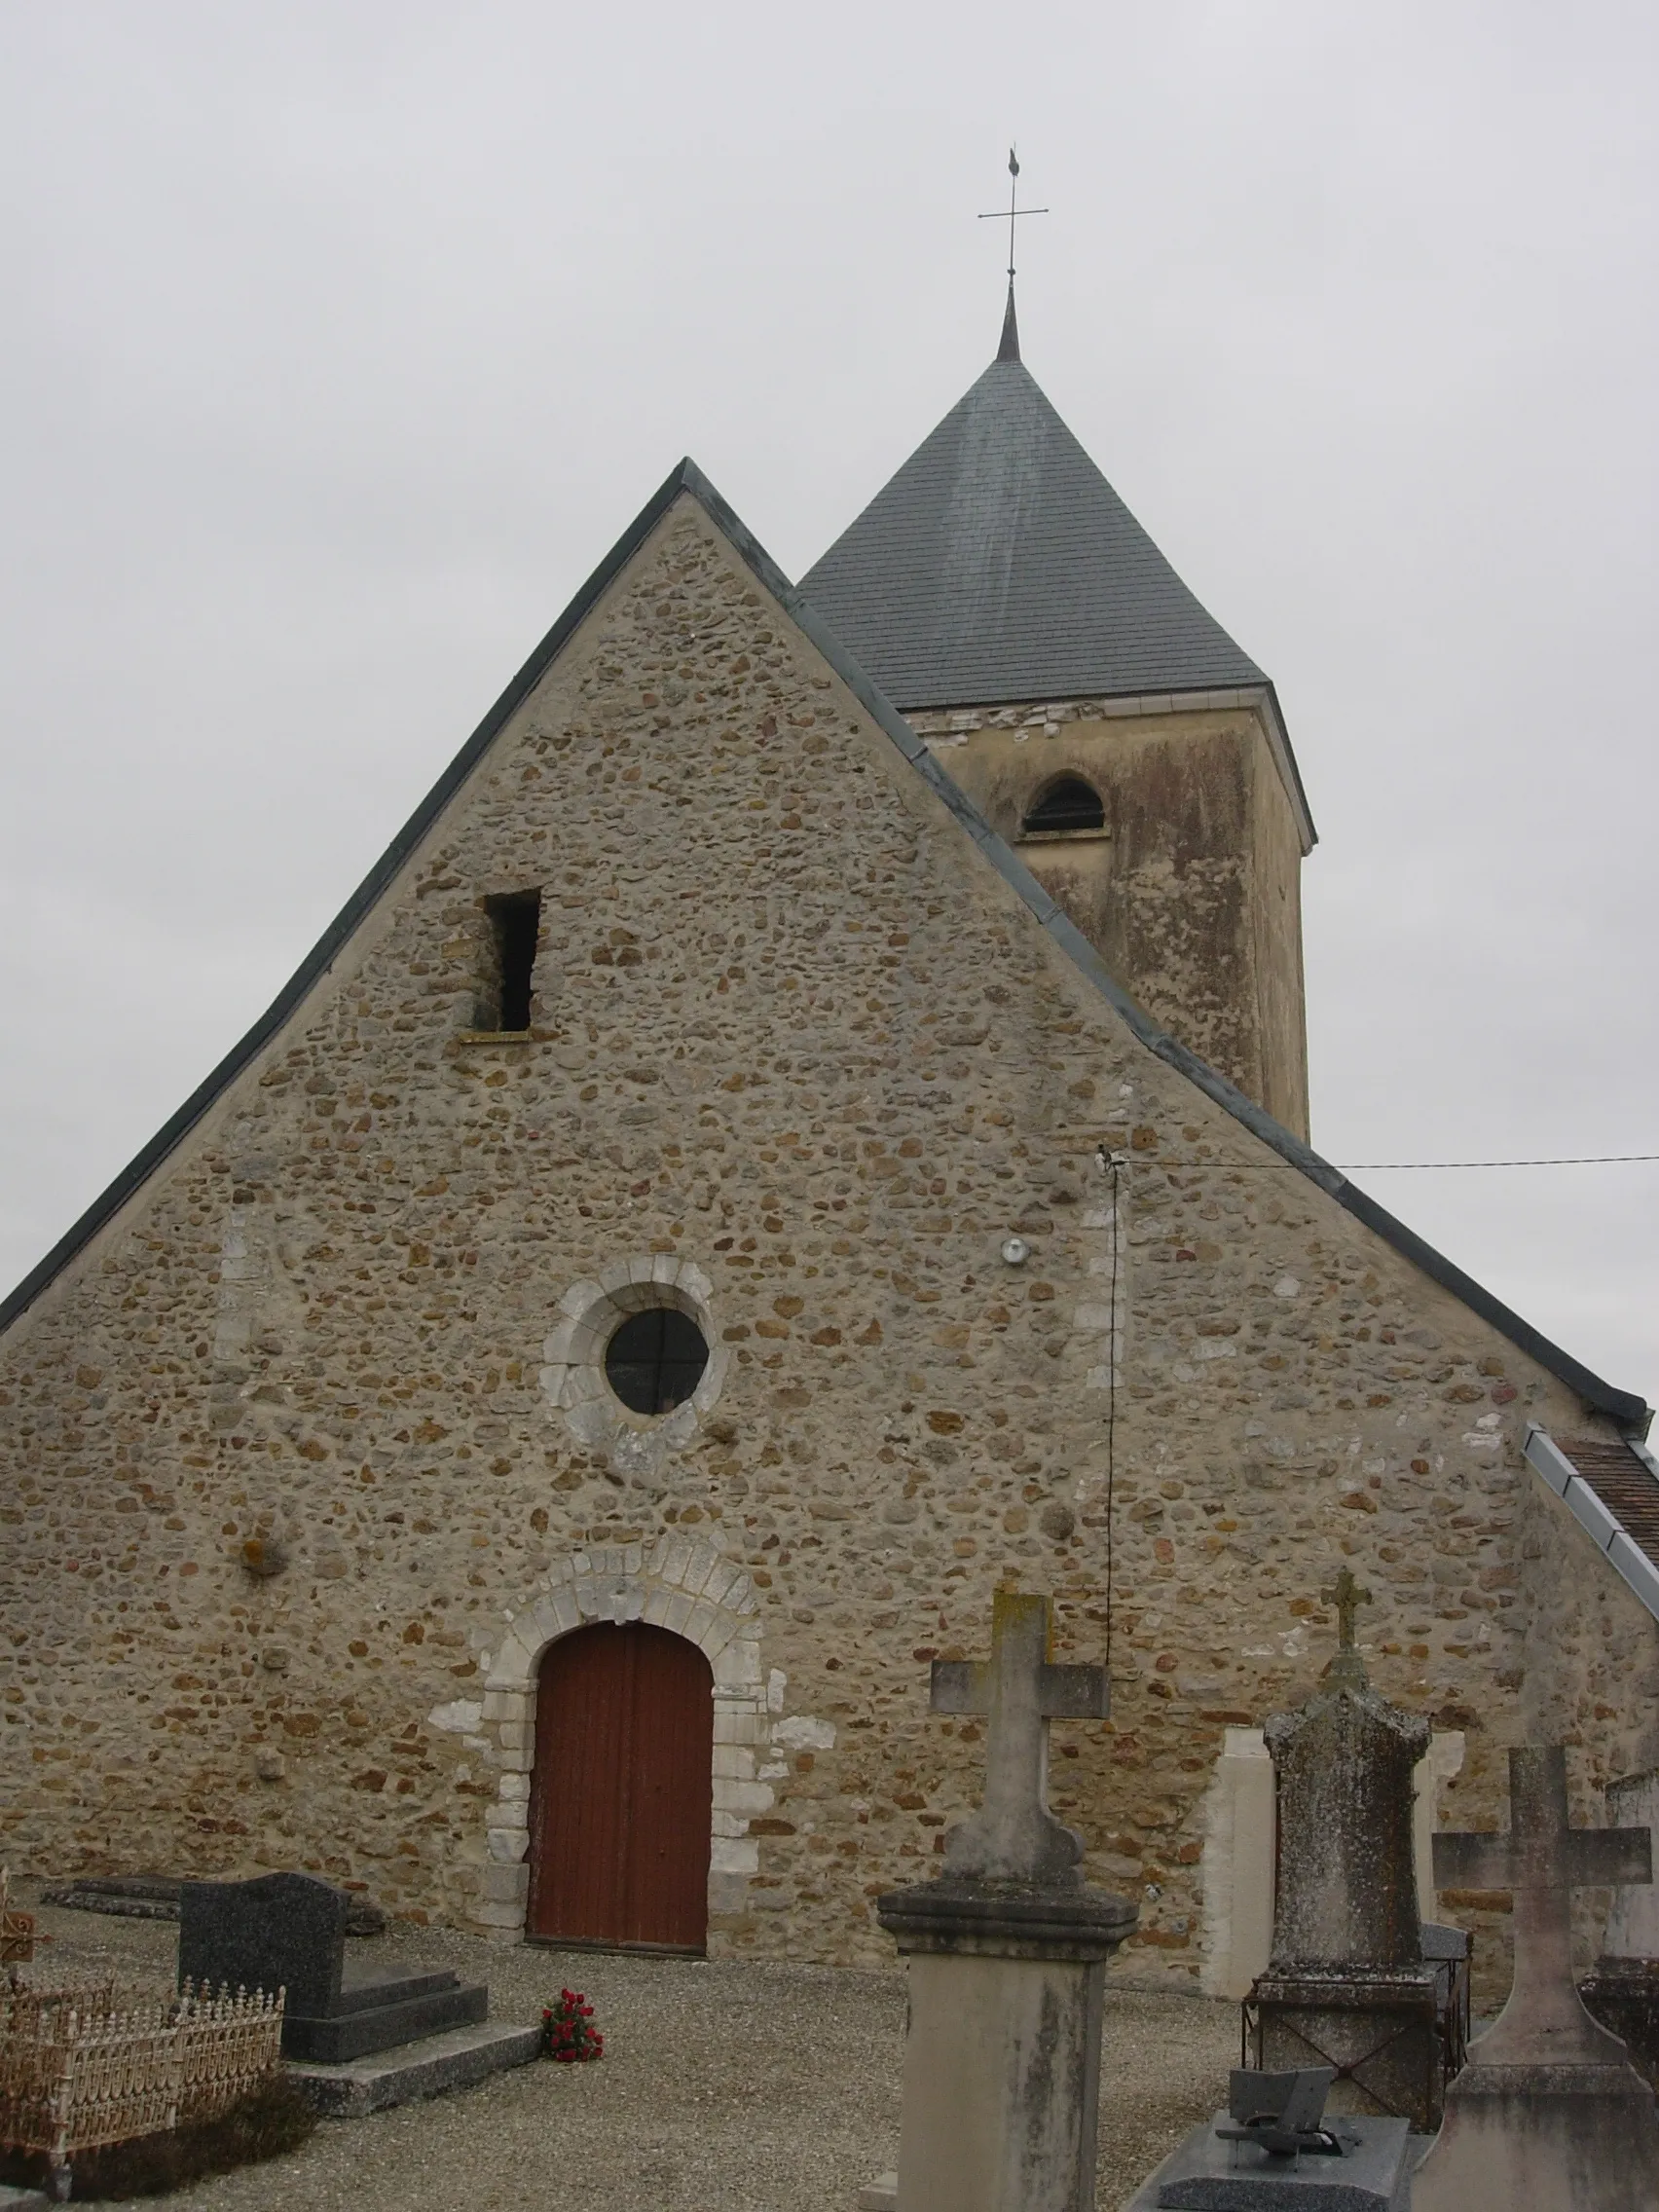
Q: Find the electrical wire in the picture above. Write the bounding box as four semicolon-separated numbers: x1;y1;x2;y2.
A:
1336;1155;1659;1170
1124;1153;1659;1172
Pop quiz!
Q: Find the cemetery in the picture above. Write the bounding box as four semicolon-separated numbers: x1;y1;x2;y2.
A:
4;1592;1659;2207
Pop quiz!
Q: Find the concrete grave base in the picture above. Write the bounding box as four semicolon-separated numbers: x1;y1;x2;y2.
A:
286;2020;540;2118
1409;2059;1659;2212
856;2176;898;2211
1123;2113;1420;2210
893;1949;1104;2212
283;1970;488;2063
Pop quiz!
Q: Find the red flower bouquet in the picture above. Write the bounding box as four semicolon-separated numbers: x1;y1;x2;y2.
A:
540;1988;604;2062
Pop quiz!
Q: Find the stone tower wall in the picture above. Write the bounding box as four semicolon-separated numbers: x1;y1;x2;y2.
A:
913;701;1310;1137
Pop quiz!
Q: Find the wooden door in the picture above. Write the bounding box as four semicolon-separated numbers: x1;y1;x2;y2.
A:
527;1624;713;1953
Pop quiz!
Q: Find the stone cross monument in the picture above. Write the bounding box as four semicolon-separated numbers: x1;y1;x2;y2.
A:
1414;1746;1659;2211
1319;1565;1371;1692
930;1587;1116;1887
877;1591;1136;2212
1247;1575;1455;2126
1265;1590;1426;1973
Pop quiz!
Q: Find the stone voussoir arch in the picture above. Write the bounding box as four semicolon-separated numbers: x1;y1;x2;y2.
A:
469;1534;764;1939
539;1255;728;1477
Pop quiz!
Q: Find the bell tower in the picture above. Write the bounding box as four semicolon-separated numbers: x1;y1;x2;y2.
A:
801;303;1314;1139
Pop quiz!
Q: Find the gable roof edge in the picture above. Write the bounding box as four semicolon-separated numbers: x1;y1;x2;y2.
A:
4;458;1647;1442
1258;681;1316;855
697;464;1644;1436
0;459;706;1338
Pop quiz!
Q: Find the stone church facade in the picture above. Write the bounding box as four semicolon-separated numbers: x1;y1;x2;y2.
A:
3;313;1656;1999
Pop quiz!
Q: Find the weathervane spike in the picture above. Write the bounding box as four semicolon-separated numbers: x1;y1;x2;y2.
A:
978;146;1048;358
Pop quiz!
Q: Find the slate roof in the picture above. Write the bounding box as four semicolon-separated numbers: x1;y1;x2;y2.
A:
0;460;1646;1441
799;350;1270;713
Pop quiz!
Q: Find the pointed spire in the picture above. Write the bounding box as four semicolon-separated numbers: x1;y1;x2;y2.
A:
997;278;1020;363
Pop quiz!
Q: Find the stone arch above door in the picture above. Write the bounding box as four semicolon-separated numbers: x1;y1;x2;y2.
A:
468;1536;763;1941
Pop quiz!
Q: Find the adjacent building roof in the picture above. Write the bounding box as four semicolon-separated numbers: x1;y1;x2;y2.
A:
1525;1427;1659;1618
799;342;1270;714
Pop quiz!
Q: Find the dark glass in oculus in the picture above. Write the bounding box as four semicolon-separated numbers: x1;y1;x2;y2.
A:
605;1308;710;1415
1021;776;1105;834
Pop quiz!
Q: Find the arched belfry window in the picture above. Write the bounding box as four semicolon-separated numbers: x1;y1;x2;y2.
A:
1021;776;1105;836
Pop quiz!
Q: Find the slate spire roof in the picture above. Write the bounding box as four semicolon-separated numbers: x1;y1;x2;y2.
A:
997;278;1020;364
800;317;1270;714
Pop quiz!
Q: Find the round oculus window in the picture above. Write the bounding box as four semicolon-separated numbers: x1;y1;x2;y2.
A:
604;1306;711;1416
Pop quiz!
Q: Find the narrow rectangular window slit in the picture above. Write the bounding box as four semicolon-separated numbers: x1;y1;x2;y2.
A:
485;890;541;1032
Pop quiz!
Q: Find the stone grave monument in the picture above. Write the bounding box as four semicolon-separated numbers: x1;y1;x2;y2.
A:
1413;1746;1659;2211
871;1590;1136;2212
178;1871;536;2115
1244;1570;1467;2132
1580;1766;1659;2087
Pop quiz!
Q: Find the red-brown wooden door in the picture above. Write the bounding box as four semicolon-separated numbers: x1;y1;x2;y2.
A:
527;1624;713;1953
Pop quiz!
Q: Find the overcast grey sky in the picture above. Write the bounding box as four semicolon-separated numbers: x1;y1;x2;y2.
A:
2;1;1655;1406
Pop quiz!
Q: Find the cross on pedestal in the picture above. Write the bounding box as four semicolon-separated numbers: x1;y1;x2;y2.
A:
931;1590;1109;1887
1434;1746;1652;2067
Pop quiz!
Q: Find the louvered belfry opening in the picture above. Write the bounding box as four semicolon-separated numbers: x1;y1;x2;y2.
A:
527;1624;714;1954
1022;775;1105;835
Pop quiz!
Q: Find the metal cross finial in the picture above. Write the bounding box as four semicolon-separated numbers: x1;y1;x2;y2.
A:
978;145;1049;283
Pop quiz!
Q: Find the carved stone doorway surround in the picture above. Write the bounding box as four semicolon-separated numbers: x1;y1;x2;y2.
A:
469;1535;764;1940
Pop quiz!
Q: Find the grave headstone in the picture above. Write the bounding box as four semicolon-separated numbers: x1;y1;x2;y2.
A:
1412;1746;1659;2211
1580;1767;1659;2088
1245;1571;1464;2131
1124;2065;1419;2211
178;1871;487;2064
874;1591;1136;2212
41;1872;386;1934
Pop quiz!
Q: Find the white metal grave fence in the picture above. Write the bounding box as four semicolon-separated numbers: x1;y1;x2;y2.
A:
0;1978;284;2172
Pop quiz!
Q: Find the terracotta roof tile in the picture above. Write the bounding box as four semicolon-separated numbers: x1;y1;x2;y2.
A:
1561;1436;1659;1565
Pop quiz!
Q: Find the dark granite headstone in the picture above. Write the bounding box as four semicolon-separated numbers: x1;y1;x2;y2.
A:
178;1871;487;2064
180;1871;345;2018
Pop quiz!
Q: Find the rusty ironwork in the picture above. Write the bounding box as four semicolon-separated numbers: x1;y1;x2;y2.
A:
0;1968;283;2184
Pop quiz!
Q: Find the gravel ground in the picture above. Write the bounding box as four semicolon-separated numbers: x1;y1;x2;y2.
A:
18;1892;1235;2210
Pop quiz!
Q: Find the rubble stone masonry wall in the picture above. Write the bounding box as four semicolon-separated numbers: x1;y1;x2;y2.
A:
0;498;1651;2006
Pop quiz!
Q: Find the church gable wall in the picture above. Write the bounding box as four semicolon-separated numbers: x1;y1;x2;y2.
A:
0;494;1651;1997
